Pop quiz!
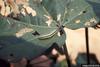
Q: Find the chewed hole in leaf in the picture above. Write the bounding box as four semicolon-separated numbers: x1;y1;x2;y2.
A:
75;20;81;23
32;31;40;36
57;32;61;37
16;28;33;37
85;22;91;26
82;11;86;13
85;18;97;26
90;18;97;23
44;15;52;27
78;11;87;15
57;14;61;21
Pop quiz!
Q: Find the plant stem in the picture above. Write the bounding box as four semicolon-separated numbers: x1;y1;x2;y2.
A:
63;43;71;67
85;28;90;64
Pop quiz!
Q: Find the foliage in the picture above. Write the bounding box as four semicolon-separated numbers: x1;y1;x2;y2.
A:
0;0;100;65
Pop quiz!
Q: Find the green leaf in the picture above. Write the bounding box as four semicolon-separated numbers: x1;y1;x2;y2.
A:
0;0;100;62
86;0;100;18
42;0;68;21
0;15;66;62
63;0;100;29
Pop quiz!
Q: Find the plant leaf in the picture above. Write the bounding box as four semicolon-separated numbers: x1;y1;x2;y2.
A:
0;0;100;62
0;15;66;62
63;0;100;29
